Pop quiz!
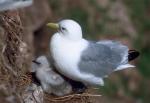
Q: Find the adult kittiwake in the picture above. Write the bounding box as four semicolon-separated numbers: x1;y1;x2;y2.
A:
47;19;139;86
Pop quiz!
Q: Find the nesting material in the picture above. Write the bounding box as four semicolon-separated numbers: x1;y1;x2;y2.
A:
44;89;101;103
22;82;100;103
0;11;29;102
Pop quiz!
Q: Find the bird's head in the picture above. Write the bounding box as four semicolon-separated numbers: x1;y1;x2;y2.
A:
32;56;50;71
47;19;83;41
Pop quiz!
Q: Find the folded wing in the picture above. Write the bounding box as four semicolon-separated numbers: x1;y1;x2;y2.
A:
78;40;133;78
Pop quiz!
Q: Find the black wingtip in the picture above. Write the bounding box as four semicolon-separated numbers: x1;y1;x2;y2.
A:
128;50;140;61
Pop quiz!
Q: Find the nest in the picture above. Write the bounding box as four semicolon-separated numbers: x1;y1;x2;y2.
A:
44;92;101;103
45;93;90;103
17;72;101;103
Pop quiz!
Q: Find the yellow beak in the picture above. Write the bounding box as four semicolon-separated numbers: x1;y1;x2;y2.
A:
47;23;59;29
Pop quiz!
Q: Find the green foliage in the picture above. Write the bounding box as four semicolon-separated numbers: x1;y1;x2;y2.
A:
138;49;150;78
125;0;150;78
99;79;118;96
67;8;89;35
125;0;150;32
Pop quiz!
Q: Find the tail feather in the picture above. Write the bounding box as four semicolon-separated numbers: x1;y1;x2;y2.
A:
128;50;140;61
114;50;139;72
115;64;135;71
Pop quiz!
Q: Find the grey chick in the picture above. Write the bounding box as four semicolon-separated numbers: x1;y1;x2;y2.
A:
31;56;72;96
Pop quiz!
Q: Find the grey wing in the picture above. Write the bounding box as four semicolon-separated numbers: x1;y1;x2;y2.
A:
78;40;129;77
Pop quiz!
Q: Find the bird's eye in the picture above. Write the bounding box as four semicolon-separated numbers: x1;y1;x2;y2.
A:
61;27;66;31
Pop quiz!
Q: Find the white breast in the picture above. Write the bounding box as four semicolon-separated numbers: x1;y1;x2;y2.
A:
50;33;88;80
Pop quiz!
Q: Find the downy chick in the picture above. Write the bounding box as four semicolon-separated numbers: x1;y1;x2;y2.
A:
31;56;72;96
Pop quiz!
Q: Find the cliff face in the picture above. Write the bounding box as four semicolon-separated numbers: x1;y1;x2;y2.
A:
0;0;50;102
0;11;26;103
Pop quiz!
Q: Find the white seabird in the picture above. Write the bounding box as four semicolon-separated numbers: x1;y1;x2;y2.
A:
47;19;139;86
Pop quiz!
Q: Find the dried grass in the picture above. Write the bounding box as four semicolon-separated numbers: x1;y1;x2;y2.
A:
44;93;101;103
0;11;28;102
